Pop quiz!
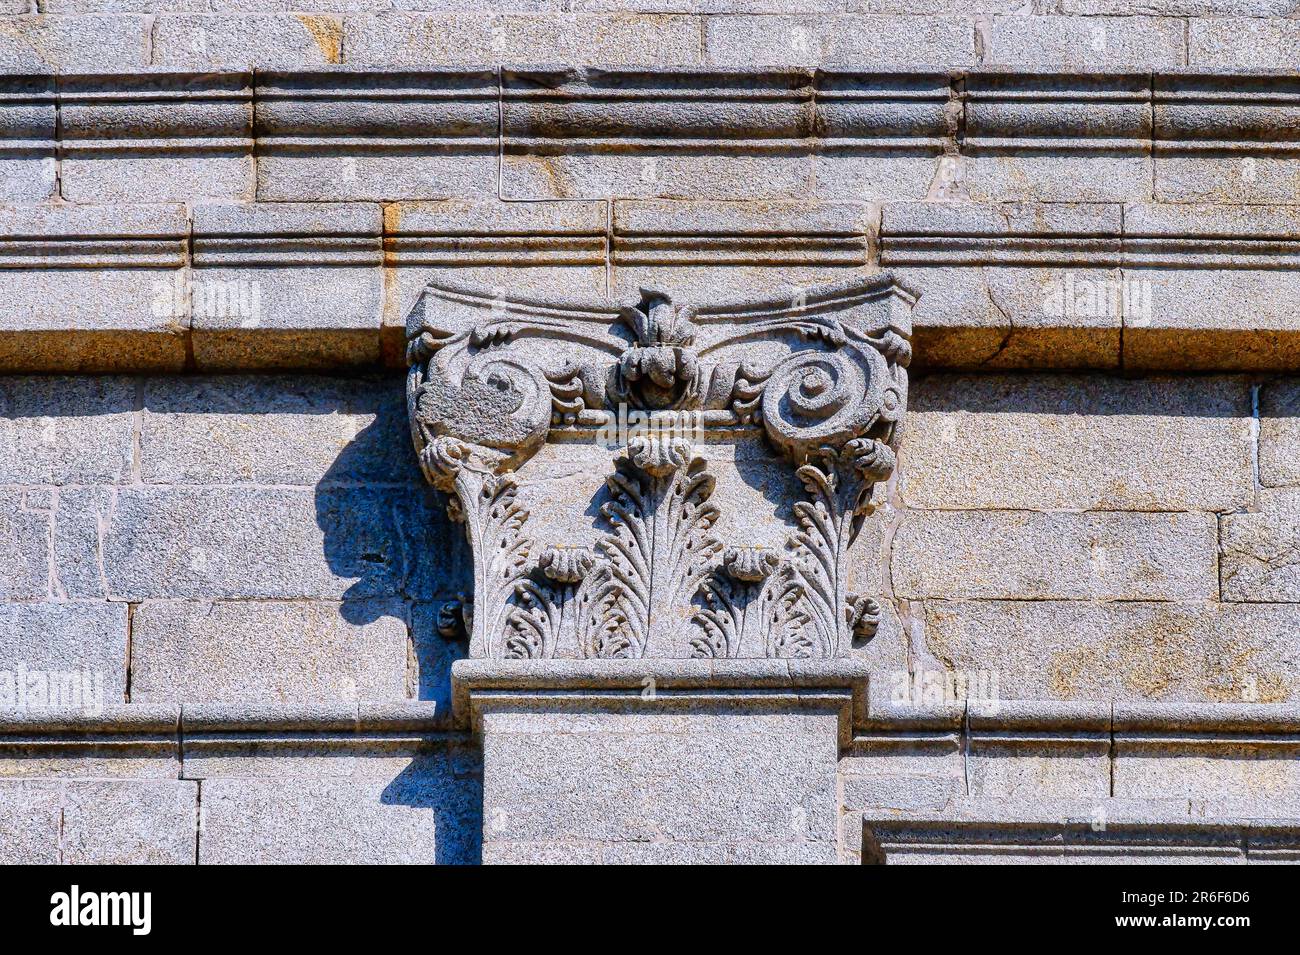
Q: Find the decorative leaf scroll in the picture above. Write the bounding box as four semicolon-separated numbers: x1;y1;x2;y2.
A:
405;275;913;661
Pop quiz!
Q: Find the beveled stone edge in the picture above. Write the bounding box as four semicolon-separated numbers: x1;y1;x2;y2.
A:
451;658;872;744
861;804;1300;863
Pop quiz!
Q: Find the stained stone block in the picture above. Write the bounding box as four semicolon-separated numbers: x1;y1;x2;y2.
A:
198;751;482;864
1118;748;1300;801
982;15;1185;67
152;14;344;68
0;206;189;373
966;154;1153;204
500;68;816;200
893;510;1218;601
130;599;409;704
1221;490;1300;603
0;489;50;601
0;15;149;71
1261;379;1300;489
0;602;127;701
97;485;460;601
481;705;841;864
703;15;975;66
967;702;1111;799
1121;269;1300;372
900;374;1253;511
889;267;1122;369
190;202;383;370
923;600;1300;704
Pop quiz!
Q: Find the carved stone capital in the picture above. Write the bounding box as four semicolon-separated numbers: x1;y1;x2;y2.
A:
406;273;913;662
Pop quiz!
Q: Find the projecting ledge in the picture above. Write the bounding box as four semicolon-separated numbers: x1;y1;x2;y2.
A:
451;658;870;749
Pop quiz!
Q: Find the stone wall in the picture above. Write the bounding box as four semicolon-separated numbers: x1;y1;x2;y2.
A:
2;2;1300;864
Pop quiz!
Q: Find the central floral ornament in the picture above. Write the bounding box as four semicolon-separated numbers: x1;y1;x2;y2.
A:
406;275;913;661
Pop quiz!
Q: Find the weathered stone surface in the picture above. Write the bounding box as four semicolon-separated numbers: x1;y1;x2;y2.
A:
0;74;54;202
481;705;840;863
1189;17;1300;68
923;600;1300;703
894;510;1218;601
983;15;1185;67
703;15;975;66
61;780;198;864
900;374;1253;511
0;489;50;601
0;602;127;701
0;780;195;865
382;199;608;356
189;203;383;368
141;375;412;486
0;206;189;372
0;781;60;864
346;13;701;66
58;73;253;204
97;485;461;601
1221;490;1300;603
1121;269;1300;372
609;199;872;305
1261;379;1300;488
152;14;344;68
254;68;499;205
0;15;149;70
0;703;179;780
199;750;481;863
1116;742;1300;801
130;599;409;704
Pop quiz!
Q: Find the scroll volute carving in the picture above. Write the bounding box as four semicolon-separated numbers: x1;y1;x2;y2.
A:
405;275;913;662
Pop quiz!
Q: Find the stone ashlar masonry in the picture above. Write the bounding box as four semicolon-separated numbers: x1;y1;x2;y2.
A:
1;3;1300;864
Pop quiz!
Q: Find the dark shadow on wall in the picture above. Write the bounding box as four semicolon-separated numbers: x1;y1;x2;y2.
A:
314;375;480;864
380;749;484;866
312;375;470;708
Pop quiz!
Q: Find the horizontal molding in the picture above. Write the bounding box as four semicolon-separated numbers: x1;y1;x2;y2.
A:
0;701;450;739
862;802;1300;863
0;68;1293;156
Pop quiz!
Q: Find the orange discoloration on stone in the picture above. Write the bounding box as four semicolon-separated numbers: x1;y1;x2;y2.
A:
297;15;342;65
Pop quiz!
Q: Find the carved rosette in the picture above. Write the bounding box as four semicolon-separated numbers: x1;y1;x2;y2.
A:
406;275;913;662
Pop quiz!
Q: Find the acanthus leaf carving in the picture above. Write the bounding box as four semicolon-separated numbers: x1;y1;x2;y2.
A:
405;275;913;662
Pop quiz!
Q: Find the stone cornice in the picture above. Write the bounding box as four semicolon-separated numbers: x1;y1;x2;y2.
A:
2;66;1299;375
3;67;1299;153
3;698;1300;752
